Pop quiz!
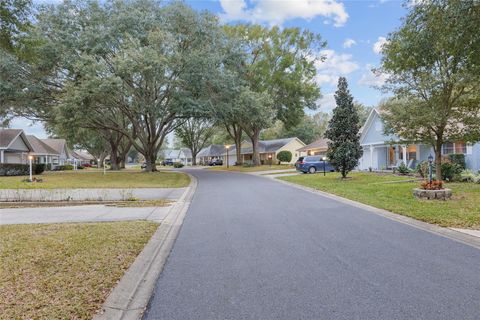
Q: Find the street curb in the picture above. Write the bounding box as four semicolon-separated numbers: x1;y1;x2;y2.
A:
93;173;198;320
271;177;480;251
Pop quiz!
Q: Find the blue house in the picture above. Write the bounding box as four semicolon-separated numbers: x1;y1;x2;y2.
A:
358;109;480;171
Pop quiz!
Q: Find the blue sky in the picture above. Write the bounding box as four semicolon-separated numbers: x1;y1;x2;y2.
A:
19;0;408;138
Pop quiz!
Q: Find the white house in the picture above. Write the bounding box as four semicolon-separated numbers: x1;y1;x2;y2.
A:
0;129;33;164
358;109;479;171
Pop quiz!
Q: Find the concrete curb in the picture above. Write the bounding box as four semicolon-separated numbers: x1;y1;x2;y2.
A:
93;174;198;320
271;177;480;250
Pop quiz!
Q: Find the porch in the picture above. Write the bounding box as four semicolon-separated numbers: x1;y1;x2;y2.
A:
359;143;428;171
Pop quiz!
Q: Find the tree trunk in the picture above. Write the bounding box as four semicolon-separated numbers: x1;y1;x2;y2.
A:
110;151;120;171
234;134;242;165
435;139;443;181
251;129;261;166
191;151;197;166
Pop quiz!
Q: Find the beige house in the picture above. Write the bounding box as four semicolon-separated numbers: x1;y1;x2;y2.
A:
0;129;33;164
221;137;306;165
297;138;330;157
26;135;60;165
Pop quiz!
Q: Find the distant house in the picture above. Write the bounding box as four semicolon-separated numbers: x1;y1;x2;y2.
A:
161;148;192;165
196;144;227;165
41;139;71;165
297;138;330;157
71;150;95;165
220;137;306;165
0;129;33;164
358;109;480;171
26;135;60;165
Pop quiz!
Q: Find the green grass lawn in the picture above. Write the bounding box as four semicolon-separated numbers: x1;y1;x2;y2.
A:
208;164;295;172
280;172;480;229
0;170;190;189
0;221;158;319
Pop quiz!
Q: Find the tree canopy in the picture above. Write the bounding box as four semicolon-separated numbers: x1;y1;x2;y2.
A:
380;0;480;179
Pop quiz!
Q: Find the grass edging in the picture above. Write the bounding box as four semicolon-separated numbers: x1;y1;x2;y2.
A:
94;173;198;320
273;177;480;250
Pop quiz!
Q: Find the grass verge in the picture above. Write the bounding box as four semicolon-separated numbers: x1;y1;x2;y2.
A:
0;171;190;189
279;172;480;229
0;221;158;319
208;164;294;172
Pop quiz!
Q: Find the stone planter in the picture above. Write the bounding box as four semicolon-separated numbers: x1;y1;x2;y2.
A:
413;188;452;200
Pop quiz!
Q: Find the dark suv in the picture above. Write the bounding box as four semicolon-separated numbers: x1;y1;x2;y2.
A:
295;155;335;174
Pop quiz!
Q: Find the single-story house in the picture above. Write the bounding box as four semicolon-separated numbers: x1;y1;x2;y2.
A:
297;138;330;157
42;138;71;166
358;109;480;171
220;137;306;165
0;129;33;164
71;150;95;165
161;148;193;165
196;144;227;165
26;135;60;165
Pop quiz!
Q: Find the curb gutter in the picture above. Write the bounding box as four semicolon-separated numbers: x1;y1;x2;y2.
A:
93;173;198;320
272;177;480;251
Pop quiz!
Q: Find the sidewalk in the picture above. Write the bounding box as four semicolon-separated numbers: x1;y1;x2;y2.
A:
0;204;171;225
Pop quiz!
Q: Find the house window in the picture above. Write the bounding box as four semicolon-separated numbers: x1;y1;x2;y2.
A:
443;141;466;155
407;145;417;160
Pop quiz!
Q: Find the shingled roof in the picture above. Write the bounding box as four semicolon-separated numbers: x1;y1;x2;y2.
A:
26;135;59;155
297;138;330;152
0;129;24;149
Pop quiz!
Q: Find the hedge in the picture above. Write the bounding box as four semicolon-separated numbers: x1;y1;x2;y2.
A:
0;163;45;176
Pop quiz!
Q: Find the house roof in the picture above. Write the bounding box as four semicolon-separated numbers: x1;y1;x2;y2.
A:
0;129;23;149
0;129;34;151
42;139;68;155
242;137;298;154
179;148;192;158
72;150;95;161
297;138;330;152
197;144;227;157
26;135;59;155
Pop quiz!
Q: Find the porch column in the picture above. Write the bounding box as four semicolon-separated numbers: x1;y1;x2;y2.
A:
0;150;4;163
402;145;407;164
370;145;374;169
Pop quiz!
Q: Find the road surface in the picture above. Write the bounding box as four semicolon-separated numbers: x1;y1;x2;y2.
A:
144;169;480;320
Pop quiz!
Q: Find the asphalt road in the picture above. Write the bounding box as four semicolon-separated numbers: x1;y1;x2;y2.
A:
144;170;480;320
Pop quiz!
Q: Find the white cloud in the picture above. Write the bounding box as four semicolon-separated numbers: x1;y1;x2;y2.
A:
373;36;388;54
343;38;356;48
358;64;388;87
219;0;348;27
315;49;359;85
317;93;336;112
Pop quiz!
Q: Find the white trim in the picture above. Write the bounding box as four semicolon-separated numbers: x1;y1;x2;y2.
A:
466;144;473;155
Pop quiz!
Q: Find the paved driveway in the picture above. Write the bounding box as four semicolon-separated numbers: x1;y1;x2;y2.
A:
144;170;480;320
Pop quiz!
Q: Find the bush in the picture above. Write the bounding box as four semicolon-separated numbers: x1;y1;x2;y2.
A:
55;164;74;171
420;180;443;190
397;162;410;175
242;162;254;167
416;161;431;178
77;165;85;170
460;169;480;183
276;151;292;163
0;163;29;176
173;162;184;168
34;164;46;175
441;162;463;181
448;154;466;169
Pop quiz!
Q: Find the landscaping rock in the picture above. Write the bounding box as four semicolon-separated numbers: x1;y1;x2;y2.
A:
413;188;452;200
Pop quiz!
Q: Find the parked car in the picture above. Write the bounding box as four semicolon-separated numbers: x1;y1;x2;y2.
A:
295;155;335;174
295;156;305;167
208;158;223;166
161;159;174;166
